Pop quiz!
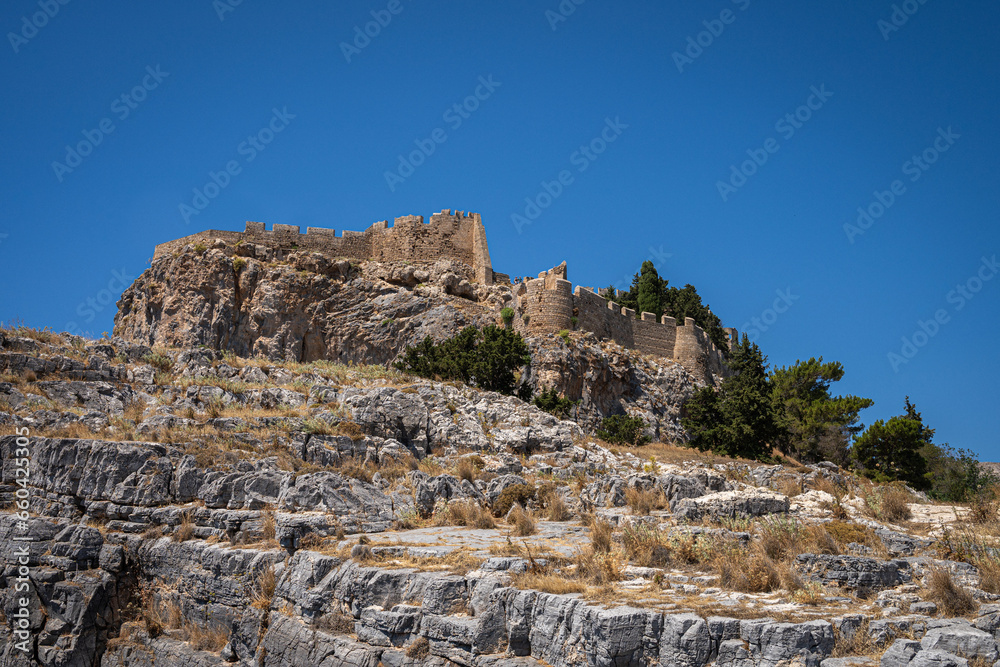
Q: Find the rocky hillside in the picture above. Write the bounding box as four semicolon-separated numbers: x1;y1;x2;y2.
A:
112;238;703;441
3;327;1000;667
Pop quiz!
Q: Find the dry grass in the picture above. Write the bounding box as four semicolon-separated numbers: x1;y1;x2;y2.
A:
824;520;887;556
454;456;484;483
406;637;430;659
625;487;667;516
830;619;883;659
924;567;976;616
757;516;838;562
509;505;537;536
186;623;230;652
260;510;276;542
433;500;496;530
511;571;586;595
714;543;780;593
576;547;625;586
776;477;804;498
173;514;195;542
252;566;277;610
591;519;614;554
546;494;571;521
937;527;1000;594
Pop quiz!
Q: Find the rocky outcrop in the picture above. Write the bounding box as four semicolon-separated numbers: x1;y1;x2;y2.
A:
113;244;504;365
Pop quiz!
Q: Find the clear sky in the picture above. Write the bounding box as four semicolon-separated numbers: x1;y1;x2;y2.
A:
1;1;997;458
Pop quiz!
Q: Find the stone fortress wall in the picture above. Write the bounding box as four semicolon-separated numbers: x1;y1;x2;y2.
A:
153;209;497;285
515;264;737;383
156;211;732;381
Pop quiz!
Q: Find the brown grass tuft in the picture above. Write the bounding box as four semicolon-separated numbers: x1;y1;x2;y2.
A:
509;505;537;537
173;514;195;542
925;567;976;616
252;566;277;610
624;487;667;516
406;636;430;659
715;544;780;593
591;519;614;554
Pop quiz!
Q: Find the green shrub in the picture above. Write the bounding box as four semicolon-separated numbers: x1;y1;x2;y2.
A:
533;388;576;419
557;330;570;343
233;257;247;272
493;483;536;517
501;307;515;325
570;316;579;328
394;326;530;396
597;414;650;446
143;352;173;372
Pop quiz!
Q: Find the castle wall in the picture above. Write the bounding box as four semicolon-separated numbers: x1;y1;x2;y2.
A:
522;277;573;336
153;209;493;285
523;268;734;383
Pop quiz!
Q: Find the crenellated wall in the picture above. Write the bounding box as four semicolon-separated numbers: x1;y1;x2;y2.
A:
153;209;496;285
516;265;735;383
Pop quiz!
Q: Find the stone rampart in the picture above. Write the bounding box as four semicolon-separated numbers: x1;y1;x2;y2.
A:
517;266;734;383
153;209;495;285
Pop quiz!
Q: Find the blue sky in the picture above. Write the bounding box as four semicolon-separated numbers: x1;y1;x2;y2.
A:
1;1;998;458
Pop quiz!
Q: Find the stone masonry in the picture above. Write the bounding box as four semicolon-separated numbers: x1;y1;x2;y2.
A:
153;211;732;381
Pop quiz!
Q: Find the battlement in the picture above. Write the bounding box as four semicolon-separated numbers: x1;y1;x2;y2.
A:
515;265;735;383
153;209;494;284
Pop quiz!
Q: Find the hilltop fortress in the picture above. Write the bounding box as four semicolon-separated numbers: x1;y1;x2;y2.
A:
156;210;735;382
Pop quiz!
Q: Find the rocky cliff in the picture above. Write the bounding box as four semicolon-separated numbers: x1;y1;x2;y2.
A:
3;328;1000;667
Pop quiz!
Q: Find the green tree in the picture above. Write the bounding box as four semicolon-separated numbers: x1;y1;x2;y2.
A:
681;386;725;452
851;412;930;490
597;414;650;446
770;357;873;465
681;335;778;460
395;326;530;395
636;260;665;319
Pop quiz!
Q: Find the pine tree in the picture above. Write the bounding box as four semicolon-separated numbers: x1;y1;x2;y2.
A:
636;260;664;319
770;357;873;464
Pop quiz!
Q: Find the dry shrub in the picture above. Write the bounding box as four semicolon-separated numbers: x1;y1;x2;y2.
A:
625;487;666;516
334;420;365;441
435;501;495;530
879;487;913;522
406;636;430;659
173;514;195;542
776;477;804;498
969;494;999;526
925;567;976;616
493;484;536;517
142;524;166;540
510;505;537;537
715;545;780;593
317;611;355;634
252;566;276;610
511;571;586;595
204;397;225;419
455;457;481;483
260;510;276;542
576;548;624;586
340;461;375;484
23;369;38;383
546;494;571;522
186;623;230;652
937;527;1000;594
621;524;672;567
829;619;884;659
791;582;826;605
123;399;146;422
824;520;883;554
811;475;844;499
591;519;614;554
